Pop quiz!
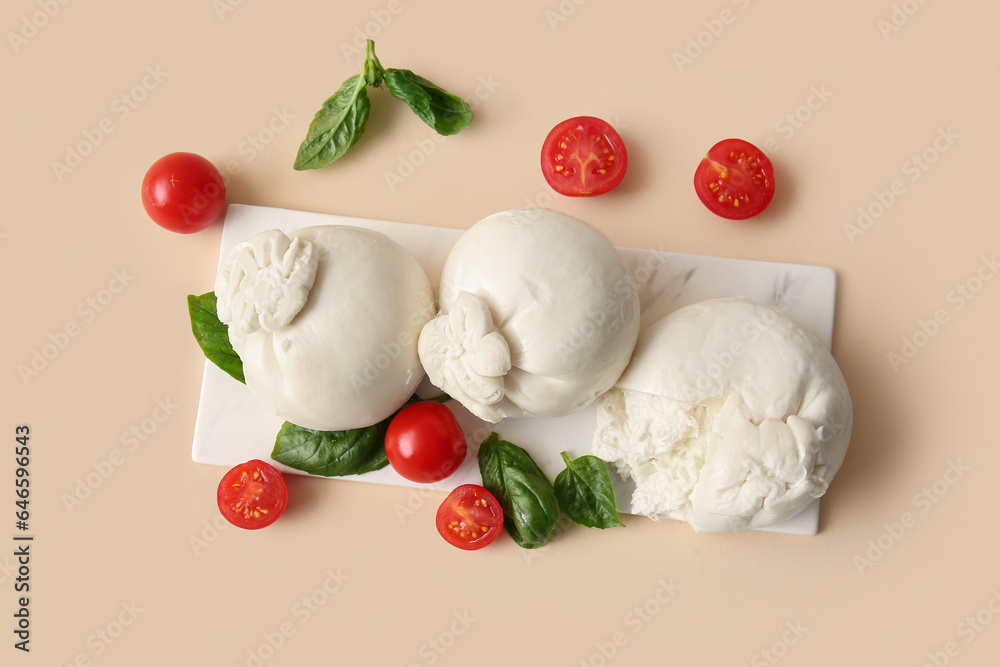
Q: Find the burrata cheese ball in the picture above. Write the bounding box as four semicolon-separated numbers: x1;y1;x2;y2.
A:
418;209;641;422
592;298;853;532
215;225;435;431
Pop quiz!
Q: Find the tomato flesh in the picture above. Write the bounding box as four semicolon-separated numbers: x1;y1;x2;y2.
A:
541;116;627;196
384;401;467;483
436;484;505;550
217;459;288;530
693;138;775;220
141;152;226;233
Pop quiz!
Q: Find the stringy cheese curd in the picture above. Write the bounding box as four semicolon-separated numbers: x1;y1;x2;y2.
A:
593;298;853;532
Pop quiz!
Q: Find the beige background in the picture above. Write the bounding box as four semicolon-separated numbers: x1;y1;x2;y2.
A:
2;0;998;665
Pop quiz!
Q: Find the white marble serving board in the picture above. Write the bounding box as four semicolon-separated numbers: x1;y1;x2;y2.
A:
192;204;838;536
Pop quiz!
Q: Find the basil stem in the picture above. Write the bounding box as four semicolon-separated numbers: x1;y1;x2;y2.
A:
478;433;560;549
187;292;245;384
383;68;473;136
293;73;371;171
362;38;384;88
554;452;625;529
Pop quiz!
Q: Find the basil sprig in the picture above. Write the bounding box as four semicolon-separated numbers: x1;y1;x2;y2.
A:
271;394;451;477
294;39;472;171
554;452;625;529
478;433;561;550
187;292;245;384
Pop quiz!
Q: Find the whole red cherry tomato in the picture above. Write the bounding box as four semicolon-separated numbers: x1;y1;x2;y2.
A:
141;152;226;233
384;402;467;483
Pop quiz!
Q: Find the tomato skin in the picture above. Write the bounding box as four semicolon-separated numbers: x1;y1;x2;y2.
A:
541;116;628;196
384;402;467;483
141;152;226;233
436;484;505;550
217;459;289;530
693;138;775;220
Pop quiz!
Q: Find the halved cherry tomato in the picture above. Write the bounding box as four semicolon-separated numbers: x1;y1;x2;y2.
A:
217;459;288;530
141;152;226;233
384;401;467;483
693;138;775;220
436;484;505;550
541;116;628;196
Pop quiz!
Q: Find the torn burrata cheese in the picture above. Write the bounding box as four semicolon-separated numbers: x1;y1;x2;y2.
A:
215;226;435;431
592;298;853;532
418;209;641;422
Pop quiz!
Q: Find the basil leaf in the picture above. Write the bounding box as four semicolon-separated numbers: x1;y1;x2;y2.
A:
383;68;473;136
271;420;389;477
293;74;371;170
478;433;560;549
187;292;244;384
554;452;625;529
269;394;451;477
